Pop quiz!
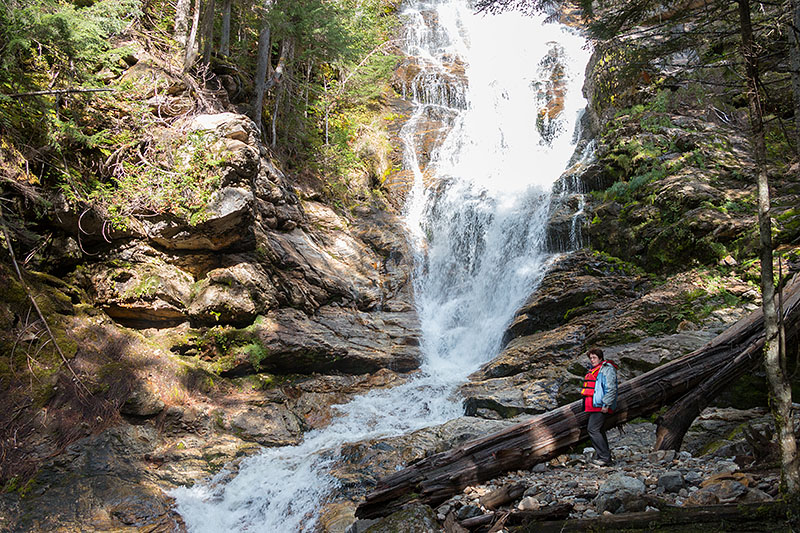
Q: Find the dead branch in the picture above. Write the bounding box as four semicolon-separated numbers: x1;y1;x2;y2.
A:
5;88;114;98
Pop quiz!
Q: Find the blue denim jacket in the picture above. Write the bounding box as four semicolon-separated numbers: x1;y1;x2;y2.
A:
593;362;618;410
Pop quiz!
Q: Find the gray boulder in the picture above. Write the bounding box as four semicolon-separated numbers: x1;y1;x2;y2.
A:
657;471;685;493
594;474;646;513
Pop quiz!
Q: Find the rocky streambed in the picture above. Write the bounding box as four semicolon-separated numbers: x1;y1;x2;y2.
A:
349;407;799;532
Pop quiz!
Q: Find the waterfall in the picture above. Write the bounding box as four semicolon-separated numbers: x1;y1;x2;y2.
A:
170;1;590;531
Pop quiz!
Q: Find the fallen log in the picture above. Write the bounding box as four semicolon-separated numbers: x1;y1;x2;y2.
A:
514;501;790;532
655;275;800;451
479;482;526;510
355;276;800;519
504;503;573;524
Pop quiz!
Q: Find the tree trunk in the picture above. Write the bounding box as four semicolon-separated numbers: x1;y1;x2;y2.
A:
355;276;800;519
251;1;272;131
271;82;281;147
654;335;767;451
264;37;291;93
174;0;192;47
220;0;232;57
739;0;800;496
791;0;800;155
267;38;292;146
183;0;202;70
200;0;216;65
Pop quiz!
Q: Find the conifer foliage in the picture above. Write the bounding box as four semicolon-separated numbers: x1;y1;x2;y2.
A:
0;0;400;246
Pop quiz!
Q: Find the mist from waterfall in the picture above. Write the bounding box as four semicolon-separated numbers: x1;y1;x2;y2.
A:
170;1;590;531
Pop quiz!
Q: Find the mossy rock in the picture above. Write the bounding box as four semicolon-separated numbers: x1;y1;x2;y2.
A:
364;503;439;533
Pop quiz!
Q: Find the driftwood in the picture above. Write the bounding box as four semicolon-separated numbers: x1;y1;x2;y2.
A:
459;503;575;532
355;276;800;519
479;482;526;510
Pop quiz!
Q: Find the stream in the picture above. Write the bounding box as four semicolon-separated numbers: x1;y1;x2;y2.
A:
171;1;590;530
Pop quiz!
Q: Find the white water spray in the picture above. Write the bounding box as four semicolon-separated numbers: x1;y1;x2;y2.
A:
171;2;590;531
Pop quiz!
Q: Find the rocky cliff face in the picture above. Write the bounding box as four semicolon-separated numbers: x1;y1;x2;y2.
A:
0;47;423;530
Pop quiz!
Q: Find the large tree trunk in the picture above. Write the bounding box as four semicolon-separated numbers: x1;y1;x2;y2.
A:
183;0;202;70
739;0;800;495
355;276;800;519
200;0;216;65
251;2;272;131
174;0;192;47
219;0;232;57
791;0;800;155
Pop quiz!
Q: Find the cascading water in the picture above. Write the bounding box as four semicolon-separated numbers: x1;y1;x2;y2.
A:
170;1;590;531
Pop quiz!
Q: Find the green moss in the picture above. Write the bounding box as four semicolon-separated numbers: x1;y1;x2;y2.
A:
241;343;270;372
124;275;161;299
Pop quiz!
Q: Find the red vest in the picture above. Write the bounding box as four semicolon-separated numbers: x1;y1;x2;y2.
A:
581;362;616;413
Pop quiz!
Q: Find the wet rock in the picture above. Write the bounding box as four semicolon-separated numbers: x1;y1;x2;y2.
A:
594;474;646;513
319;502;357;533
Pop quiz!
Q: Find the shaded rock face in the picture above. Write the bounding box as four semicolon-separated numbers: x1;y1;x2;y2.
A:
0;426;184;533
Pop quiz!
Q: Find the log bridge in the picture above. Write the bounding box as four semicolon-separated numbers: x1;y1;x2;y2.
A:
355;275;800;519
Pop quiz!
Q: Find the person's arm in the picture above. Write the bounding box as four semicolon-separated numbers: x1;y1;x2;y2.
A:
602;365;617;408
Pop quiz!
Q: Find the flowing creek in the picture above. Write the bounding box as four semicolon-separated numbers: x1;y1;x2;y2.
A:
171;1;591;530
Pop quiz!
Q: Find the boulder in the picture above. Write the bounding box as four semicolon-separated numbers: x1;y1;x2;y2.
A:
187;261;280;325
657;471;684;493
684;479;772;506
145;187;255;251
593;474;647;513
361;503;438;533
461;374;561;419
477;324;586;379
120;387;165;417
187;112;259;145
76;245;193;325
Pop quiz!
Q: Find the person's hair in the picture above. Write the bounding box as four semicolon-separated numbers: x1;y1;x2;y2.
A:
587;347;604;359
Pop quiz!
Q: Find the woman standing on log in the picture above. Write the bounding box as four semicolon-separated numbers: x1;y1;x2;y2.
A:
581;348;618;467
